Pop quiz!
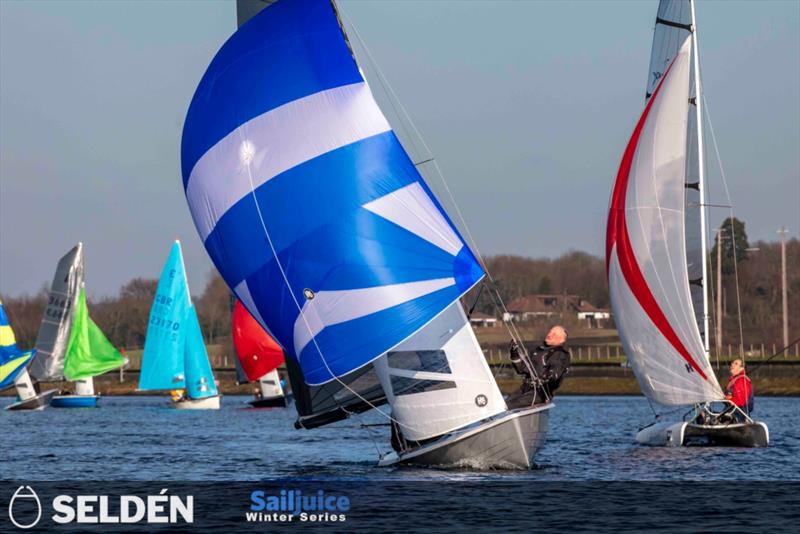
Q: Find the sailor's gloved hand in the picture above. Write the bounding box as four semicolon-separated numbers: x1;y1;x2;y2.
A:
509;340;520;360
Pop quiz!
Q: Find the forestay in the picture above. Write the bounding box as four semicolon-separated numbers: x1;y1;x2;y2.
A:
606;37;724;406
181;0;484;389
29;243;84;381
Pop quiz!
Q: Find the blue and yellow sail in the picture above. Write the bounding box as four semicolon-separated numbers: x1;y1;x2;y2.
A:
0;300;35;390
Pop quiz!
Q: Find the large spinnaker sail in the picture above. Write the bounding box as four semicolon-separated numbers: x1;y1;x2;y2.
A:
138;242;190;391
232;299;284;382
0;300;35;390
181;0;484;387
29;243;84;381
607;37;723;406
647;0;707;346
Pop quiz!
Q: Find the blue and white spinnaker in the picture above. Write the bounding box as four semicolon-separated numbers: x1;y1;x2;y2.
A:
181;0;483;386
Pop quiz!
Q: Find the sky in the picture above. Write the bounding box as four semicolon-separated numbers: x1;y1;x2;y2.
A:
1;0;798;298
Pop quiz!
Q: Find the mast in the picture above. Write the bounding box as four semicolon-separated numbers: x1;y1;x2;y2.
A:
689;0;710;360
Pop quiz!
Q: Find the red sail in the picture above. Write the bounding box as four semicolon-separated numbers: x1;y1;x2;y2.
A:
232;299;284;382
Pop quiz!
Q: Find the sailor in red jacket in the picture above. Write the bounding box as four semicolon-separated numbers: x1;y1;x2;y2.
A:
725;359;754;420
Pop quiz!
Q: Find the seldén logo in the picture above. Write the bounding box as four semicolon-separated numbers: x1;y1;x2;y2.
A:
7;486;193;528
8;486;42;529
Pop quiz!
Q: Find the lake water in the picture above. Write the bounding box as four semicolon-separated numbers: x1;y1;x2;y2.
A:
2;395;797;481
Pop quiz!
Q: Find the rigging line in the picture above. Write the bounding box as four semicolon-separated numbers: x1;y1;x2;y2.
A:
238;132;414;436
698;93;720;371
338;7;526;349
747;337;800;376
703;95;746;369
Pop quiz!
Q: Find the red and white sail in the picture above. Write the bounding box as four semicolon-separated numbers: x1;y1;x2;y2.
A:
606;37;723;406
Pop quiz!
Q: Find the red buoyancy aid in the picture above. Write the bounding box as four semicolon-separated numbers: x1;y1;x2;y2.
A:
726;370;754;412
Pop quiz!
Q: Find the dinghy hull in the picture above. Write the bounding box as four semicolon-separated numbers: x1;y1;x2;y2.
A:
170;395;221;410
5;389;58;411
636;420;769;447
50;395;99;408
379;403;552;470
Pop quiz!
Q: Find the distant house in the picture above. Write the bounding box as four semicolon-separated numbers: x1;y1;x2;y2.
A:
469;311;498;328
505;294;611;328
575;300;612;328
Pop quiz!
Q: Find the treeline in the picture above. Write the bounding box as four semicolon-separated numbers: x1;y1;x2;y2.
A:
469;239;798;347
2;239;797;350
4;273;234;352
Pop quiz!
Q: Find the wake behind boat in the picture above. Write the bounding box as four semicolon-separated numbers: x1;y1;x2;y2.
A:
180;0;551;469
606;0;767;447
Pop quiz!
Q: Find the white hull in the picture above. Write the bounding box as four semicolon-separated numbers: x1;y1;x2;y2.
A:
636;420;769;447
169;395;221;410
379;403;552;470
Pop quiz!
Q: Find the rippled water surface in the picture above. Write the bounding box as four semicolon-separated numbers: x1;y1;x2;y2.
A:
1;396;797;480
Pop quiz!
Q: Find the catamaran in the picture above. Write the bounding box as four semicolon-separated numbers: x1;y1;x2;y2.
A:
233;299;290;408
139;241;220;410
25;243;125;409
180;0;551;468
1;300;46;410
606;0;768;447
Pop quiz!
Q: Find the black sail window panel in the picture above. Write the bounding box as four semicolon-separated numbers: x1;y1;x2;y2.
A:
390;376;457;397
386;350;451;374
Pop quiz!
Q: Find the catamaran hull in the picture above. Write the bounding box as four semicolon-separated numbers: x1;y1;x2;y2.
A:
636;421;769;447
170;395;221;410
249;394;291;408
50;395;99;408
378;403;552;470
5;389;58;411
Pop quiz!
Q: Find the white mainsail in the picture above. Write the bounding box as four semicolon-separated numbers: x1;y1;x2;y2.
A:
607;36;724;406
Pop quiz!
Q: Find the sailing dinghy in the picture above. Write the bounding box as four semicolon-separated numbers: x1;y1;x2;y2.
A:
233;299;290;408
50;286;127;407
180;0;551;468
606;0;768;447
139;241;220;410
1;300;46;410
24;243;126;408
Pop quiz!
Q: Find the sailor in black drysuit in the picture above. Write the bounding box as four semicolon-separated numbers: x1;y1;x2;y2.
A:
506;326;571;408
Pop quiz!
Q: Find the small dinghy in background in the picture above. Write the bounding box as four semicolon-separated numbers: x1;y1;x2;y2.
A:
1;300;54;411
25;243;126;409
637;402;769;447
138;241;221;410
606;0;767;447
179;0;553;468
232;299;290;408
